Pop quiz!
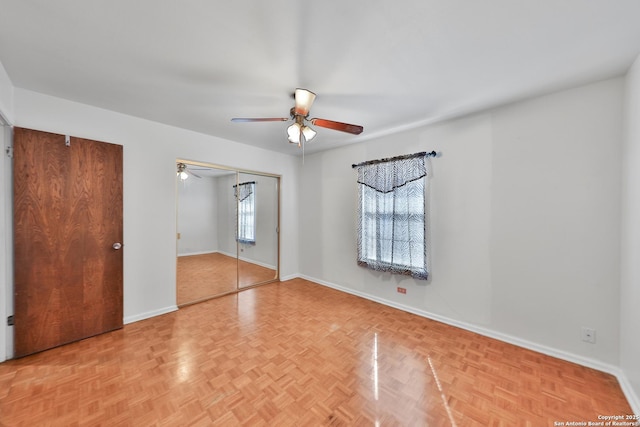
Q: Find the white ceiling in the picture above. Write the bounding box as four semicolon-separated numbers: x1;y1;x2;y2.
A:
1;1;640;155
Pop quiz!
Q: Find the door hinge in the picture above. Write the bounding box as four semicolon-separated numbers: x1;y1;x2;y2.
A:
65;135;71;147
7;315;14;326
5;146;12;158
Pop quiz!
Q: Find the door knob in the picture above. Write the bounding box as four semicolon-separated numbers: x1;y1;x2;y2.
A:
112;242;122;250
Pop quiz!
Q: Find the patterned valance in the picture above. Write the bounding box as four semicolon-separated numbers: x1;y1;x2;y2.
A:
354;152;428;194
233;181;255;202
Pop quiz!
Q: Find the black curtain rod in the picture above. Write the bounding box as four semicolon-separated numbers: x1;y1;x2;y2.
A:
351;151;437;169
232;181;256;187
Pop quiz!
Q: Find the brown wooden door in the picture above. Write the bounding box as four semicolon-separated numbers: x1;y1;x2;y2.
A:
13;127;123;358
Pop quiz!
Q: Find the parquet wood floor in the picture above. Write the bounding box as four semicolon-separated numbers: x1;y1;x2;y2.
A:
0;279;633;426
177;253;276;306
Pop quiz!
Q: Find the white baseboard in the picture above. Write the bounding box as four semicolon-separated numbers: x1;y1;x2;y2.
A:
617;372;640;415
239;256;276;271
124;305;178;325
217;250;277;270
297;274;640;414
177;250;217;257
216;249;236;259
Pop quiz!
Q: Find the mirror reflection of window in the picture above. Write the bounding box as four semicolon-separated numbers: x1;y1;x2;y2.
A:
235;181;256;245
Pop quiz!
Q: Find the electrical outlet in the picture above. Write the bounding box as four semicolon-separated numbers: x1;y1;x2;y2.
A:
581;327;596;344
397;287;407;294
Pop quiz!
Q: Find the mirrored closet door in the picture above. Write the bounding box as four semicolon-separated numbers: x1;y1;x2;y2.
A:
237;172;279;289
176;161;279;306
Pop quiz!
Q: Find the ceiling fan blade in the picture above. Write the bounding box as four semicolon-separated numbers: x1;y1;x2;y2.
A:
231;117;289;122
187;170;202;179
310;118;363;135
294;88;316;116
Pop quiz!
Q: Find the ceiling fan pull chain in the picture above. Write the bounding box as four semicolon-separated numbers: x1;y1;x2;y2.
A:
301;127;305;164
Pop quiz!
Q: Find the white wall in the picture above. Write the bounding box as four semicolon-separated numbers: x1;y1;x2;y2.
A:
490;79;623;365
0;60;13;362
177;176;219;256
7;88;300;331
0;61;13;123
299;78;625;371
0;119;11;364
621;55;640;412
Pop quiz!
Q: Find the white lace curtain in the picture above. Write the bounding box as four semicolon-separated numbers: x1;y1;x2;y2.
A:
354;152;429;279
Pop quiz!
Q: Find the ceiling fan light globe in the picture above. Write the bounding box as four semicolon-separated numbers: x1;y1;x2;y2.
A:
294;88;316;115
302;125;316;142
287;123;301;143
179;171;189;180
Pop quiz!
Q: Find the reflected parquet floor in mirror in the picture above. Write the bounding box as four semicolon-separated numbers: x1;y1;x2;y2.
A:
177;252;276;306
0;279;633;426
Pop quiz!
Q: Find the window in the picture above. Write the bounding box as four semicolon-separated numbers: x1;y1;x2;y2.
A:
354;153;429;279
235;181;256;244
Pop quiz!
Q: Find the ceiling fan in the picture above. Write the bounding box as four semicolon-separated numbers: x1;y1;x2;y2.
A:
231;88;363;146
177;162;202;180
